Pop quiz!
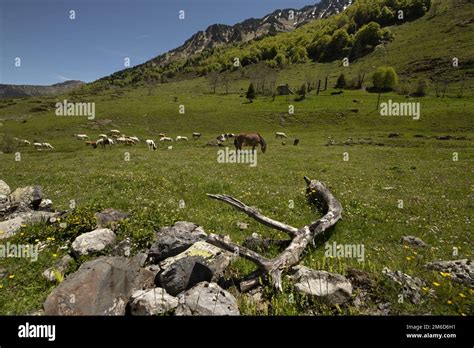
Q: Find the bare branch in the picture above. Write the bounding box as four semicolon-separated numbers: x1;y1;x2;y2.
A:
206;177;343;292
206;193;298;237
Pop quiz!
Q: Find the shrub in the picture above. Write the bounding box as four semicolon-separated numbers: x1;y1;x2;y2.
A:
372;66;399;91
246;83;256;102
335;73;347;90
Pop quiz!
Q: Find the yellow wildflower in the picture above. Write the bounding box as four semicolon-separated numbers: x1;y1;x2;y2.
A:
433;282;441;287
459;293;466;298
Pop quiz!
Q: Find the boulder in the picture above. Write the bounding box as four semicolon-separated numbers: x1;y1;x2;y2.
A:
0;180;10;195
71;228;116;257
148;221;207;263
175;282;240;316
129;288;178;315
0;194;11;217
38;199;53;211
288;265;352;304
382;267;432;304
0;216;24;240
400;235;427;247
43;256;154;315
112;237;132;257
9;185;43;210
159;241;233;280
0;211;58;239
95;208;129;230
42;255;73;282
158;256;213;296
425;259;473;287
236;222;249;230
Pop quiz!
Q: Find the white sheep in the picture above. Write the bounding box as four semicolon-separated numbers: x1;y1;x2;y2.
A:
146;139;157;150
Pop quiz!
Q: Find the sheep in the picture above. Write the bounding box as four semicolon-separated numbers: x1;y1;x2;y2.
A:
98;134;108;139
159;133;166;138
216;134;226;142
96;138;113;148
275;132;288;139
34;142;54;150
116;137;135;145
14;137;30;146
192;132;201;139
146;139;157;150
175;136;188;141
129;136;140;143
159;137;173;142
75;134;89;140
110;130;121;135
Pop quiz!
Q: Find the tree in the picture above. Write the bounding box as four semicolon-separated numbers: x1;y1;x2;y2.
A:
246;83;256;102
206;71;220;93
325;29;352;61
335;73;346;90
274;53;286;68
372;66;399;91
373;66;399;109
351;22;384;58
307;35;330;61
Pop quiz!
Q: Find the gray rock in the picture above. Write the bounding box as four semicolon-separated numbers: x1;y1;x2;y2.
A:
400;235;427;247
95;208;129;230
71;228;116;256
42;255;73;282
129;288;178;315
159;241;233;282
43;255;154;315
0;180;10;195
112;237;132;257
382;267;433;304
425;259;473;287
38;199;53;211
148;221;207;263
0;216;24;239
236;222;249;230
288;265;352;304
9;185;43;210
158;256;213;296
175;282;240;316
0;211;58;239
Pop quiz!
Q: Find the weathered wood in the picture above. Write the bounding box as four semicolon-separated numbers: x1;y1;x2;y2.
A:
206;194;298;237
206;176;343;291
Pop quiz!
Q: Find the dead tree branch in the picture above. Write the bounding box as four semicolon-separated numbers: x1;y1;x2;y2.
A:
206;176;343;291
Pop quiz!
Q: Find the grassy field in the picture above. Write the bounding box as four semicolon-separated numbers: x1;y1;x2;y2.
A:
0;2;473;316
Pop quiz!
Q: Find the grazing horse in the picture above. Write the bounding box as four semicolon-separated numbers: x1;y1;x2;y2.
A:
234;133;266;153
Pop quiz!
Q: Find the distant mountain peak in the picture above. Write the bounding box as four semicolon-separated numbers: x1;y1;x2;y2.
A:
148;0;352;69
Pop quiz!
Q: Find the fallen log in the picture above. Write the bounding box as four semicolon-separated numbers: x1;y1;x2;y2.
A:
206;176;343;291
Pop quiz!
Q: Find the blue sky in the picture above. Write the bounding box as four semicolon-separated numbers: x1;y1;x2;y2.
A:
0;0;316;85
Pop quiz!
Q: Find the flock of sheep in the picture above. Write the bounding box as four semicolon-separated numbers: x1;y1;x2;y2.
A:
13;131;298;152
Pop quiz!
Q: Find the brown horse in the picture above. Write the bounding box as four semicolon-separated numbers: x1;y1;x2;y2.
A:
234;133;266;153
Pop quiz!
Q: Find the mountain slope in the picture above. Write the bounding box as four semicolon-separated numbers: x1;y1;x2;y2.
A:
0;80;85;99
151;0;352;68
